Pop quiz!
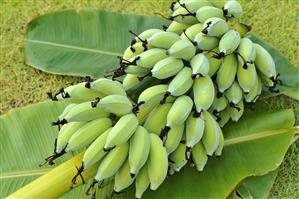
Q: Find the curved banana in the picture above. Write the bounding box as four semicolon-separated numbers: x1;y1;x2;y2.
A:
164;123;185;154
191;141;208;171
90;78;126;96
201;17;229;37
172;0;212;12
224;81;243;105
94;142;129;182
228;100;244;122
216;53;238;93
123;42;147;60
122;74;141;91
129;126;151;175
204;49;222;77
147;133;168;190
166;21;190;35
218;109;230;127
151;57;184;79
219;30;241;56
237;37;256;66
215;124;224;156
180;23;203;41
201;111;219;156
190;53;210;77
211;94;228;112
223;0;243;19
124;64;150;75
136;104;156;124
136;29;163;42
137;84;168;107
193;76;215;112
136;48;168;69
114;160;135;193
144;103;172;135
135;165;150;199
196;6;224;23
58;103;76;121
171;7;198;25
237;62;258;93
244;76;262;103
194;32;219;50
167;39;196;60
254;43;276;79
186;113;205;148
66;118;112;152
167;67;193;97
169;143;188;172
147;31;181;49
104;113;139;150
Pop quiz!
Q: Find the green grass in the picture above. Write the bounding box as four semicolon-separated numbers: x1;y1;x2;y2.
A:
1;0;298;198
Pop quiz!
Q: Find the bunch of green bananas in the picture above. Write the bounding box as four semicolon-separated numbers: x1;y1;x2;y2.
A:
42;0;280;198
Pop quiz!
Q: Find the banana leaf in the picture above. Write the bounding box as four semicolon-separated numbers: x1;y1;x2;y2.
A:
1;100;296;198
25;9;168;78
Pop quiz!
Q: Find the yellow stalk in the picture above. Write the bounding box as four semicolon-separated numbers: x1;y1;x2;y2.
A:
6;153;98;199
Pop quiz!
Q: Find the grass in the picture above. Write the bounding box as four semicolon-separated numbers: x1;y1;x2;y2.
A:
0;0;298;198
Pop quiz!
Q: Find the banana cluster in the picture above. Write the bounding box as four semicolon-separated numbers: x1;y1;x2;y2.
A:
43;0;280;198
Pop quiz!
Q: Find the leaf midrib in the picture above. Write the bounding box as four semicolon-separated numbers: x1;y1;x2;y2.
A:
26;39;123;56
1;127;294;179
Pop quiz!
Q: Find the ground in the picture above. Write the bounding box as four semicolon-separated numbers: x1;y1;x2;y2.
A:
0;0;298;198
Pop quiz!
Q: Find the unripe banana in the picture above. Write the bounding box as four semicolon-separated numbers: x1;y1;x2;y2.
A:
122;74;141;91
147;133;168;190
196;6;225;23
218;109;230;127
55;82;105;102
135;165;150;199
136;29;163;41
186;113;205;148
216;53;238;93
215;124;224;156
166;21;190;35
211;94;228;112
169;143;188;172
254;43;276;78
228;100;244;122
144;103;172;135
137;84;168;107
201;111;220;156
123;42;146;60
167;39;196;60
92;94;132;116
194;32;219;50
237;37;256;65
171;7;198;25
58;103;76;121
172;0;212;12
224;81;243;105
166;95;193;127
164;124;185;154
193;76;215;112
244;76;262;103
151;57;184;79
191;141;208;171
56;121;86;153
190;53;210;77
219;30;241;56
204;49;222;77
129;126;151;175
260;73;274;88
147;32;181;49
136;104;156;124
125;64;150;75
94;142;129;182
237;62;258;93
223;0;243;19
90;78;126;96
201;17;229;37
82;128;110;169
63;101;109;122
136;48;168;69
66;118;112;152
180;23;203;41
114;160;135;193
104;113;139;149
167;67;193;97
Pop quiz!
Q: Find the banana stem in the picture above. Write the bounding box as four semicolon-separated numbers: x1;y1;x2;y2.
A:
6;153;99;199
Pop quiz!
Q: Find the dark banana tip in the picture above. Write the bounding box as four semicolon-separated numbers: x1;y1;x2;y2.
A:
130;173;135;178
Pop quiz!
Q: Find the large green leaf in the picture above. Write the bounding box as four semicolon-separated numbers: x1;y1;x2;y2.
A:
1;101;296;199
25;9;168;77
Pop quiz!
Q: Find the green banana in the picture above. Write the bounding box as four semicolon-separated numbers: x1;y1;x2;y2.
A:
180;23;203;41
123;42;146;60
90;78;126;96
147;31;181;49
66;118;112;152
167;67;193;97
166;21;190;35
186;113;205;148
171;7;198;25
201;111;220;156
224;81;243;105
218;109;230;127
147;133;168;190
125;64;150;75
104;113;139;150
136;29;163;41
237;37;256;66
244;76;262;103
136;48;168;69
193;76;215;112
137;84;168;107
94;142;129;182
136;104;156;124
216;53;238;93
209;0;226;8
237;62;258;93
129;126;151;175
164;124;185;154
204;49;222;77
135;165;150;199
122;74;141;91
219;30;241;56
194;32;219;50
190;53;210;77
196;6;225;23
191;141;208;171
167;39;196;60
228;100;244;122
211;94;228;113
169;143;188;172
223;0;243;19
215;124;224;156
151;57;184;79
201;17;229;37
114;160;135;193
58;103;76;121
171;0;212;12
